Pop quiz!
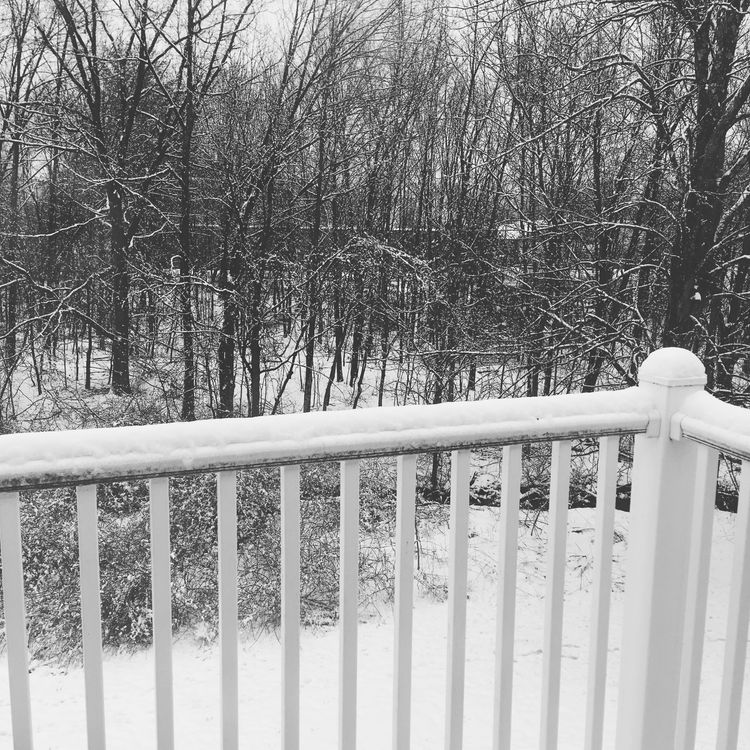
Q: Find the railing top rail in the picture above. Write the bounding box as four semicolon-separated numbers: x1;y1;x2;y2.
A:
0;388;656;492
674;390;750;461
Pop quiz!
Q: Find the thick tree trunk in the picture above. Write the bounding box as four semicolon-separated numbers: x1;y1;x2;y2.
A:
217;308;235;417
664;5;744;355
110;201;131;395
664;191;721;349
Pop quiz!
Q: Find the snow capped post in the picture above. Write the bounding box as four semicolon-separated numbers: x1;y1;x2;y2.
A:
615;348;706;750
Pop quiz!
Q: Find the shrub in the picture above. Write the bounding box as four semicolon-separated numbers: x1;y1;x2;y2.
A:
3;458;400;659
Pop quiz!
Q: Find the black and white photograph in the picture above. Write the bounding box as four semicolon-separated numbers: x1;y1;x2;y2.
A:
1;0;750;748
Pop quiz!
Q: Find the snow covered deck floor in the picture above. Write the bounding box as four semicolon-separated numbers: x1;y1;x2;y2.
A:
1;347;750;750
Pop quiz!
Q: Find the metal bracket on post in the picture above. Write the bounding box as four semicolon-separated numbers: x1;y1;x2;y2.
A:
669;412;685;441
615;347;706;750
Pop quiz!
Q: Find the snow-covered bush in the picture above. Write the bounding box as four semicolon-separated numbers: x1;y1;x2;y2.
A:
16;487;82;659
1;461;401;659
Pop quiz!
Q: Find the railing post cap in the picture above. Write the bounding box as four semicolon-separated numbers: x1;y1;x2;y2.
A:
638;347;706;387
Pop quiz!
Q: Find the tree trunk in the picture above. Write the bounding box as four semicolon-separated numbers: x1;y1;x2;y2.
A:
110;193;131;395
179;2;197;421
85;283;93;390
664;5;745;356
302;295;317;413
217;243;236;418
248;276;262;417
5;132;20;366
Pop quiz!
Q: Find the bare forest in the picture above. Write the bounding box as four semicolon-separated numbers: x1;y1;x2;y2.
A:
3;6;750;727
2;0;750;429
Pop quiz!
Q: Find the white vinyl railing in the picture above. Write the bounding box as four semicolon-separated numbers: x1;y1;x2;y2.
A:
0;347;749;750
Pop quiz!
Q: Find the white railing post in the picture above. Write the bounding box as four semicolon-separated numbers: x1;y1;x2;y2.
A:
615;348;706;750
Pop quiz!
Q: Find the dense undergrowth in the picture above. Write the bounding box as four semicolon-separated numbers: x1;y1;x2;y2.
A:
8;459;398;659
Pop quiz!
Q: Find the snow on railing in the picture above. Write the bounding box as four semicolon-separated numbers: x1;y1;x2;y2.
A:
0;388;653;491
0;347;748;750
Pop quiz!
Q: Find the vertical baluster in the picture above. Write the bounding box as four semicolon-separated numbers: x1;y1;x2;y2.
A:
339;459;360;750
584;436;619;750
444;449;471;750
393;454;417;750
76;484;106;750
150;477;174;750
217;470;238;750
674;445;718;750
492;444;522;750
281;465;301;750
716;459;750;750
540;440;571;750
0;491;34;749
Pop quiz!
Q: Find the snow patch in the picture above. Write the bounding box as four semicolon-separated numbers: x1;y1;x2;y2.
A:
638;347;706;387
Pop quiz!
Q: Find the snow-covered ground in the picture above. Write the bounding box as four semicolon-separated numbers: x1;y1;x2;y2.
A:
2;505;748;749
3;338;518;434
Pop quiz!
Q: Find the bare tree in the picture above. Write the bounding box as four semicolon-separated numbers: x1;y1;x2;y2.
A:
41;0;181;394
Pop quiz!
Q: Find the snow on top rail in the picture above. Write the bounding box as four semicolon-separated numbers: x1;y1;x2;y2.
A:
675;391;750;461
0;388;656;491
